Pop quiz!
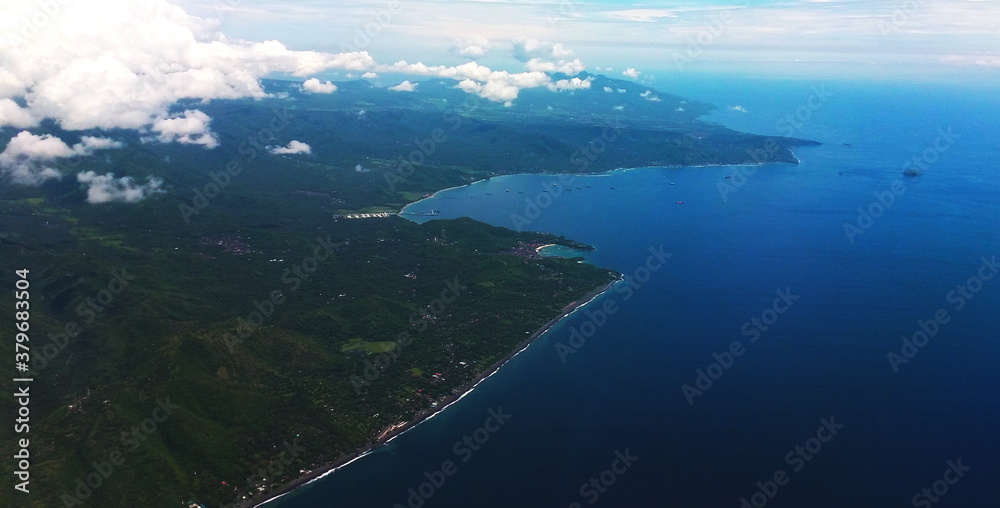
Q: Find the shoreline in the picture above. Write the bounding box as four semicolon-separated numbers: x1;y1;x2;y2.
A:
245;150;812;507
397;158;811;216
235;150;814;507
244;278;620;508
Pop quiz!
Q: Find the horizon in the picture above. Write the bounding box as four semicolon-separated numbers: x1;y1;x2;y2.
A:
3;0;998;187
175;0;1000;84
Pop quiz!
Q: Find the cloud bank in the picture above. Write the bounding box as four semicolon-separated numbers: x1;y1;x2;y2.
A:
0;1;603;187
0;132;124;185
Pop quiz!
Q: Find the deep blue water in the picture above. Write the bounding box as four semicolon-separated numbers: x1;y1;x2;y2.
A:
272;78;999;507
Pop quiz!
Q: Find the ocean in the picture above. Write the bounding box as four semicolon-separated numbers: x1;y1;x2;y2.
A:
269;77;1000;507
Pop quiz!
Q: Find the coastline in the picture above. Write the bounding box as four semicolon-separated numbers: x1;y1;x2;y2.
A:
244;148;810;508
244;278;620;508
397;157;812;216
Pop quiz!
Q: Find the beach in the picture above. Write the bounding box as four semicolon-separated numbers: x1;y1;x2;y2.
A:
244;278;620;508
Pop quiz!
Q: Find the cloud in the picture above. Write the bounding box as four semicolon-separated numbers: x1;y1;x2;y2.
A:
730;105;748;113
0;0;376;134
387;58;595;102
623;68;641;79
640;90;661;102
388;80;418;92
147;110;219;148
511;37;585;74
0;0;619;177
605;9;677;22
302;78;337;93
0;99;36;128
943;53;1000;67
546;77;593;92
0;132;124;186
452;36;493;59
269;140;312;155
76;171;164;204
525;57;585;75
511;38;574;62
455;71;553;102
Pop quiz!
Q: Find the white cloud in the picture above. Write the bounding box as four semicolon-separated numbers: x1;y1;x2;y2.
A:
269;140;312;155
388;80;418;92
0;0;376;134
525;57;586;75
623;68;641;79
511;38;574;62
640;90;662;102
159;0;1000;83
730;105;749;113
147;110;219;148
383;46;592;103
546;77;593;92
0;0;644;169
0;132;123;186
452;36;493;59
605;9;677;22
603;86;614;93
943;53;1000;67
302;78;337;94
0;98;36;128
455;71;550;102
511;37;585;75
76;171;164;204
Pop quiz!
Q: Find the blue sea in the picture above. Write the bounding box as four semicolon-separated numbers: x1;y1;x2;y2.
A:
271;78;999;507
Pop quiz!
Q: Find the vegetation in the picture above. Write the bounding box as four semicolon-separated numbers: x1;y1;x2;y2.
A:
0;73;811;507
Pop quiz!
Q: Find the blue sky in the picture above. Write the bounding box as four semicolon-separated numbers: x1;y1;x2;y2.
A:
176;0;1000;83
